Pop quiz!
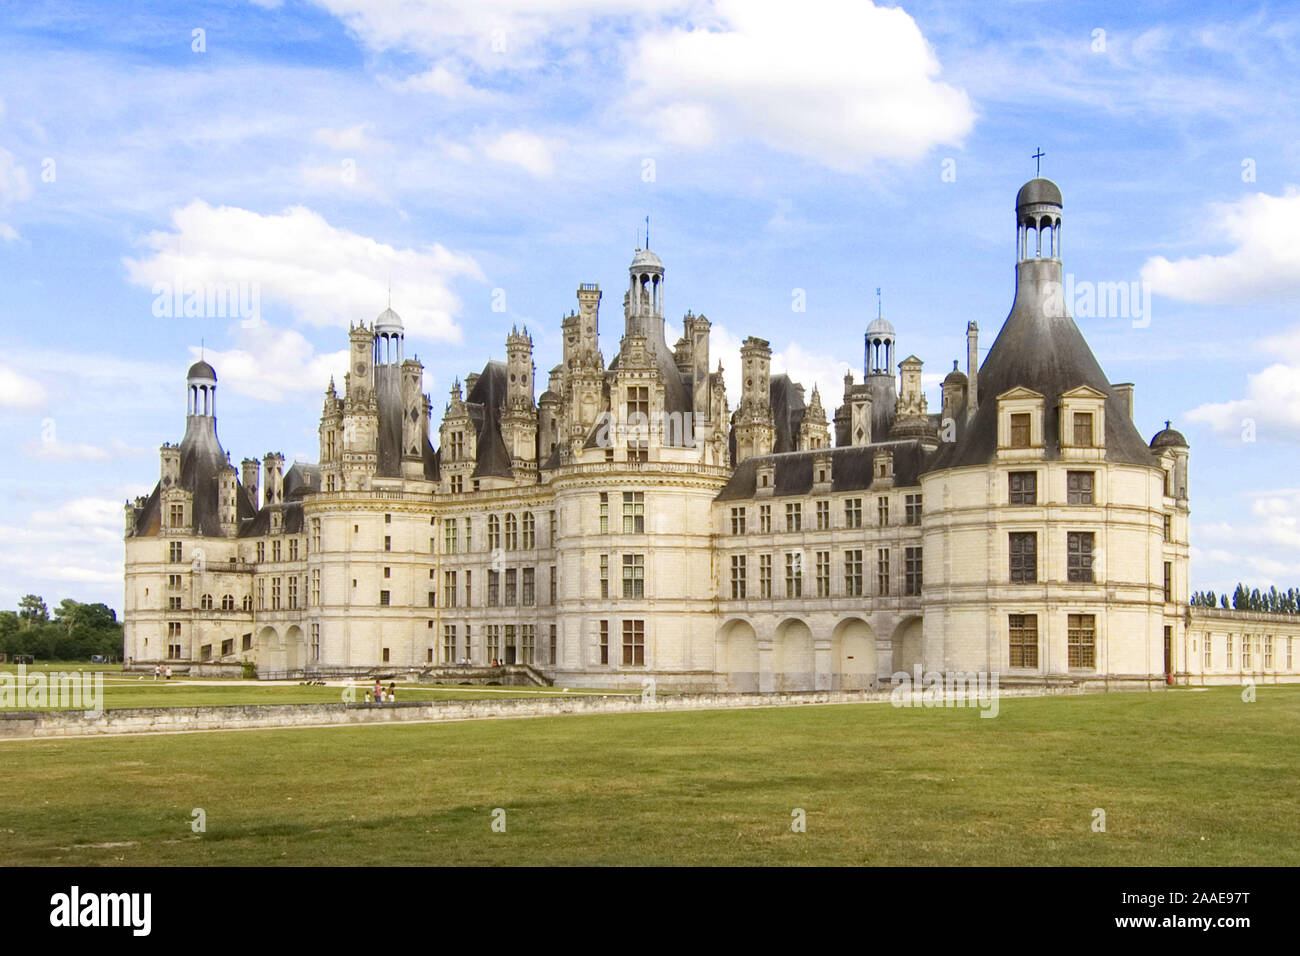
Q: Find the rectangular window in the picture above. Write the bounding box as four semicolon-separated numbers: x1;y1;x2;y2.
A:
428;591;436;608
289;538;299;561
444;570;457;608
384;535;392;552
379;590;390;607
505;513;518;550
877;496;889;526
816;551;831;598
845;550;863;597
505;568;517;606
785;552;803;598
1163;514;1172;542
1226;634;1233;668
1009;532;1037;584
168;596;182;611
1067;613;1096;668
622;492;645;533
599;494;609;534
487;625;501;663
169;503;184;528
223;637;236;658
622;619;645;666
465;569;473;607
905;494;922;526
760;553;773;599
312;519;321;552
450;475;463;494
487;570;499;607
1073;411;1093;447
257;579;264;610
1009;472;1037;506
785;502;802;532
520;625;535;665
760;504;772;534
287;577;298;610
730;554;747;599
522;567;535;606
904;546;922;595
1163;562;1172;603
271;577;281;610
1243;635;1253;670
445;518;458;554
622;554;644;599
549;566;556;605
170;541;183;562
845;498;862;529
599;620;609;665
815;500;830;530
522;512;535;550
1009;614;1038;668
311;569;320;606
627;441;647;464
1067;471;1095;505
877;548;890;596
465;518;472;552
1010;412;1031;448
1265;635;1273;669
273;539;281;562
1067;532;1095;583
443;625;457;664
731;507;747;535
1204;634;1212;669
488;514;501;550
600;554;609;600
549;624;557;665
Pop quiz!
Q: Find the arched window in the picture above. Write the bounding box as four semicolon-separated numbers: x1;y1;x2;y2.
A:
505;513;518;550
200;594;214;611
242;595;253;612
221;594;235;611
488;514;500;550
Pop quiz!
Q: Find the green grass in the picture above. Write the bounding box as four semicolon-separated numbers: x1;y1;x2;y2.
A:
0;669;635;709
0;686;1295;865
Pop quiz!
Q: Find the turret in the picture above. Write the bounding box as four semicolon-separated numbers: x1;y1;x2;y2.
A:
400;358;424;479
241;457;261;509
218;459;239;535
263;452;284;507
733;336;775;462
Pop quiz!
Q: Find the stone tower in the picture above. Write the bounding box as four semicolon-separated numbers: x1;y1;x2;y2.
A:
733;336;774;463
501;325;537;472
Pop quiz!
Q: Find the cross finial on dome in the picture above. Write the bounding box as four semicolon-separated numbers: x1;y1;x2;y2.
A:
1032;147;1045;177
1165;419;1171;430
876;287;882;319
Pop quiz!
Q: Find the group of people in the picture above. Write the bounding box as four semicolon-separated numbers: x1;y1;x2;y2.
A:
365;680;398;704
152;664;172;680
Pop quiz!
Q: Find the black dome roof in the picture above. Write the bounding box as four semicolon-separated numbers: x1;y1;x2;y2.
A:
1150;426;1188;449
187;360;217;382
1016;177;1062;209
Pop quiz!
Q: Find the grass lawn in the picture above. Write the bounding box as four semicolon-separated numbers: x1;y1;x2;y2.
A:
0;663;634;709
0;686;1295;866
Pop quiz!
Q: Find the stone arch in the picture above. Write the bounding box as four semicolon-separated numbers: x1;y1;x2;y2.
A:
774;617;815;692
890;616;924;676
718;618;759;693
257;625;280;668
283;625;305;671
831;617;876;690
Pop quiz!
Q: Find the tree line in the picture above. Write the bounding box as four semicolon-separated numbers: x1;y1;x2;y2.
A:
0;595;123;662
1189;585;1300;615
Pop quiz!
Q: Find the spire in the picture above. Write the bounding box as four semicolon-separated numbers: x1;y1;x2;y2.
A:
876;287;882;320
645;214;650;249
1032;146;1045;177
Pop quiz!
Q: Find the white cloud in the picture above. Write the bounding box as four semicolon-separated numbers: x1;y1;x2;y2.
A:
0;365;47;408
396;65;494;101
21;438;150;462
1192;489;1300;589
123;200;484;342
0;495;136;597
312;123;389;152
627;0;974;170
1142;189;1300;304
193;319;349;404
481;131;557;177
1186;323;1300;441
0;146;32;205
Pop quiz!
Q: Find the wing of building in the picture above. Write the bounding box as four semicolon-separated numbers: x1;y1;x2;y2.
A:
122;179;1300;689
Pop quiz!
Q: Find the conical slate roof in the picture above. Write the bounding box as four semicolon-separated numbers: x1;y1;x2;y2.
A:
927;249;1155;470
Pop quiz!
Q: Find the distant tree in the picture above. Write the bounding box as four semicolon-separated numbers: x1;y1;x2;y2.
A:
17;594;48;626
1221;593;1230;609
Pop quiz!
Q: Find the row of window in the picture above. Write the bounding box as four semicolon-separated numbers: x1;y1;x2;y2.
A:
1008;613;1097;668
728;547;923;599
1008;411;1096;449
1007;532;1099;584
1201;634;1295;670
729;495;922;535
598;493;645;534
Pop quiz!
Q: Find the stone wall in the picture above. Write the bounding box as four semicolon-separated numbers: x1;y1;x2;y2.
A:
0;684;1084;739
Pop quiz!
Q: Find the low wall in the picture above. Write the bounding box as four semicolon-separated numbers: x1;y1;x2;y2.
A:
0;684;1086;739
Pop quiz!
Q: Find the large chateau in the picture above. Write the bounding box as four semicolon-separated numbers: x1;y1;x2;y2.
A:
123;179;1300;690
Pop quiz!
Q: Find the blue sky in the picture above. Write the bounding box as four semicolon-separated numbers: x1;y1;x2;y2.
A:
1;0;1298;611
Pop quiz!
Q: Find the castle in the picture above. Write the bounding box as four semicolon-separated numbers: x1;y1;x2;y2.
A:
122;178;1300;689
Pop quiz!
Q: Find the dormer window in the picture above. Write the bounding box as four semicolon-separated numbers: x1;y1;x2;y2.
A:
1010;414;1031;449
1072;412;1093;447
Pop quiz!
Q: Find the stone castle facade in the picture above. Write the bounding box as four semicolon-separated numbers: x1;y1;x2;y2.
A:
123;179;1300;689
